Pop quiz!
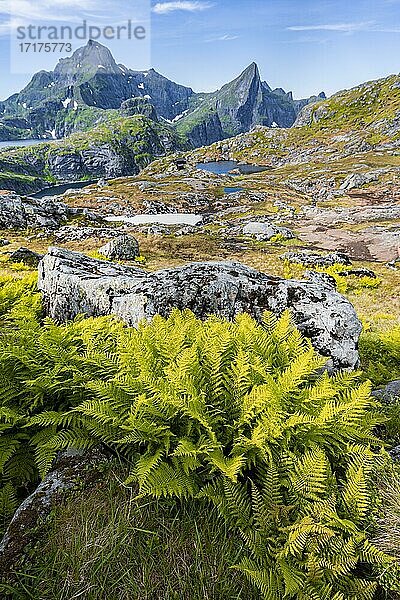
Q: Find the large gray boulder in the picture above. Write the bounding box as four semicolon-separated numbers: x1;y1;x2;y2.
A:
99;234;140;260
39;247;362;370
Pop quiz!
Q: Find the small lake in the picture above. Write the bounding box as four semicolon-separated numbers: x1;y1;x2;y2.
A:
0;139;48;150
32;180;98;199
196;160;269;175
224;187;244;195
106;214;202;226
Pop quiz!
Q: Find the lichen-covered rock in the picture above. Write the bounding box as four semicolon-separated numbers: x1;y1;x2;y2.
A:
39;247;362;370
339;172;378;192
282;250;352;268
0;448;110;573
243;221;294;241
338;268;377;279
99;234;140;260
0;191;69;230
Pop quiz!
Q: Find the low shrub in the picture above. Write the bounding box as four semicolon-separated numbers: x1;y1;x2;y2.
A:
359;325;400;387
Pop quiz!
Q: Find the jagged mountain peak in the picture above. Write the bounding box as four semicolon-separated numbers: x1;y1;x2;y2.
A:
54;40;121;81
235;62;261;85
242;61;259;74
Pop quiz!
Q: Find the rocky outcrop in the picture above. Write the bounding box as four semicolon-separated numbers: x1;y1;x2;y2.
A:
39;247;362;370
47;144;137;180
339;172;379;192
282;251;352;268
0;449;110;573
293;102;330;128
99;234;140;260
120;98;159;122
0;191;70;229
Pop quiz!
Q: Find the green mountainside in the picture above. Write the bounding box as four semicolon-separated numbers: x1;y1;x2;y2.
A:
0;111;187;193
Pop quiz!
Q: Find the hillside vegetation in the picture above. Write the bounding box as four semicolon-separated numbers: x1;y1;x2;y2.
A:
0;113;187;193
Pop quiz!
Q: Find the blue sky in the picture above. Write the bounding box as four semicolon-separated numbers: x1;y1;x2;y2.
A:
0;0;400;100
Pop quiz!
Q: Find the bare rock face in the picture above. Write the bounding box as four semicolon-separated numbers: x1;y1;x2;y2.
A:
99;234;140;260
39;247;362;370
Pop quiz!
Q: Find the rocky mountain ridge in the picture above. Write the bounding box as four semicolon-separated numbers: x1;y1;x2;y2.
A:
0;40;324;146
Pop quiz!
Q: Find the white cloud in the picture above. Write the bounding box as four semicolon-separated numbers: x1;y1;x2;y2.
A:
2;0;98;21
0;0;139;36
0;0;131;27
152;1;212;15
217;34;238;41
287;22;375;33
205;33;239;42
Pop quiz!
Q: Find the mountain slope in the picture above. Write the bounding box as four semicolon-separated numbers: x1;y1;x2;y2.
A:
188;73;400;167
0;111;187;194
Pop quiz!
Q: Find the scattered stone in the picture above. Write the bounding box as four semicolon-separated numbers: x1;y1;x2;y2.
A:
372;380;400;404
175;226;199;236
142;200;177;214
138;225;172;236
243;221;295;241
305;271;337;289
97;178;108;187
99;234;140;260
9;247;43;267
338;268;377;279
54;226;125;243
39;247;362;371
282;250;352;268
0;238;10;246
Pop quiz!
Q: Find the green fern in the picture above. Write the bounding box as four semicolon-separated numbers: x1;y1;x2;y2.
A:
0;278;396;597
